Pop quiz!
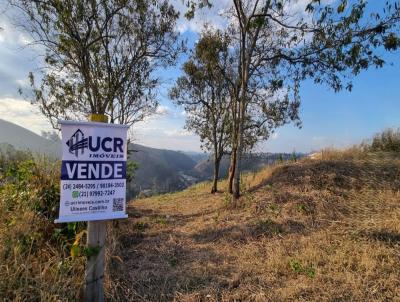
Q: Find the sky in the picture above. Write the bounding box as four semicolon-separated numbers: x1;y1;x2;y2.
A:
0;0;399;153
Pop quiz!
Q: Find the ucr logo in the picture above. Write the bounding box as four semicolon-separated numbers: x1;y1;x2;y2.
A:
66;128;124;158
66;129;88;157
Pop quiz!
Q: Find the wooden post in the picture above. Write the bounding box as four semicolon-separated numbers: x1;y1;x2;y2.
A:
85;113;108;302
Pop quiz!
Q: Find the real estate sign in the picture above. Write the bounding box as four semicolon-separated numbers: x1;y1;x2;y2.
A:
55;120;129;223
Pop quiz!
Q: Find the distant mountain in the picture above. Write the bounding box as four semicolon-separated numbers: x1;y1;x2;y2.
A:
0;119;302;199
192;155;230;178
192;153;300;179
127;144;200;197
0;119;61;158
181;151;209;164
0;119;201;198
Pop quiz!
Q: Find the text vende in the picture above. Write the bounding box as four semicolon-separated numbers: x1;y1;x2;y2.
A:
61;161;126;180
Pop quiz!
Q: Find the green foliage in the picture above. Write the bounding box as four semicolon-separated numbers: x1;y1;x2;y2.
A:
155;216;168;226
183;0;400;199
291;151;297;162
170;29;232;193
384;33;400;51
296;203;307;213
83;246;101;258
168;256;179;267
289;259;316;278
337;0;347;14
126;160;139;183
183;0;211;20
170;29;232;155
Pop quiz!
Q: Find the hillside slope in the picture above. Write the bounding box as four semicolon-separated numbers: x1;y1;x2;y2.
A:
0;120;299;198
192;153;299;178
0;119;201;197
127;144;199;196
109;152;400;301
0;119;61;157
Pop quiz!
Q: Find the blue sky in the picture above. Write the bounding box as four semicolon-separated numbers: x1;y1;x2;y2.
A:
0;0;399;153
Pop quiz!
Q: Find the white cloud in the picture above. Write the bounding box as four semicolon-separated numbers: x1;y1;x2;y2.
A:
15;78;29;88
156;105;170;115
131;110;201;151
0;10;43;99
164;128;193;137
172;0;231;33
0;97;53;134
172;0;338;34
0;16;34;48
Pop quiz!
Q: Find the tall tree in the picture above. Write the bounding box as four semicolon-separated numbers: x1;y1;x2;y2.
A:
193;26;301;196
9;1;182;300
170;31;231;193
11;0;182;128
187;0;400;200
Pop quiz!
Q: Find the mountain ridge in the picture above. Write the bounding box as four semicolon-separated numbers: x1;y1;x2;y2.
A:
0;119;301;198
0;119;61;158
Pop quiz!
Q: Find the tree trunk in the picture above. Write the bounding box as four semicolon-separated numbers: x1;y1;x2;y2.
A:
233;100;245;200
211;153;221;194
228;146;237;194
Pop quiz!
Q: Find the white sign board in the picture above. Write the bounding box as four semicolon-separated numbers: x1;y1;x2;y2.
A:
55;120;129;223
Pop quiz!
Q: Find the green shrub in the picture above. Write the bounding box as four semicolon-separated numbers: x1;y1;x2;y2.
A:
289;259;316;278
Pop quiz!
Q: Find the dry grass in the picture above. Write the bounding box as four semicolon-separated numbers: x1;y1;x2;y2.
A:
0;158;86;302
2;148;399;301
107;151;400;301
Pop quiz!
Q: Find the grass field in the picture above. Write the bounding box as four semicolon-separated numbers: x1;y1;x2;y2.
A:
1;146;400;301
106;151;400;301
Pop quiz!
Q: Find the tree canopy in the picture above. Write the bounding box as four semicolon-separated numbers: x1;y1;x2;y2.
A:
170;30;232;193
12;0;183;127
184;0;400;199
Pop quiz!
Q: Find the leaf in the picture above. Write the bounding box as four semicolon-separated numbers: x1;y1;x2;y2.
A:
70;244;80;258
83;246;101;257
384;33;399;51
337;1;347;13
111;255;124;264
74;230;87;245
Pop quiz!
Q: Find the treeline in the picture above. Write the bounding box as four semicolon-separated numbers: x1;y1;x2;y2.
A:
7;0;400;203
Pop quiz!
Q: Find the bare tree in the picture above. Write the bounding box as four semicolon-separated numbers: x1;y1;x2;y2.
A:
10;0;182;128
8;1;183;300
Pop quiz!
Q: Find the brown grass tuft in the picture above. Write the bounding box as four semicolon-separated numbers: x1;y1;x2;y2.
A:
107;151;400;301
0;158;85;301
